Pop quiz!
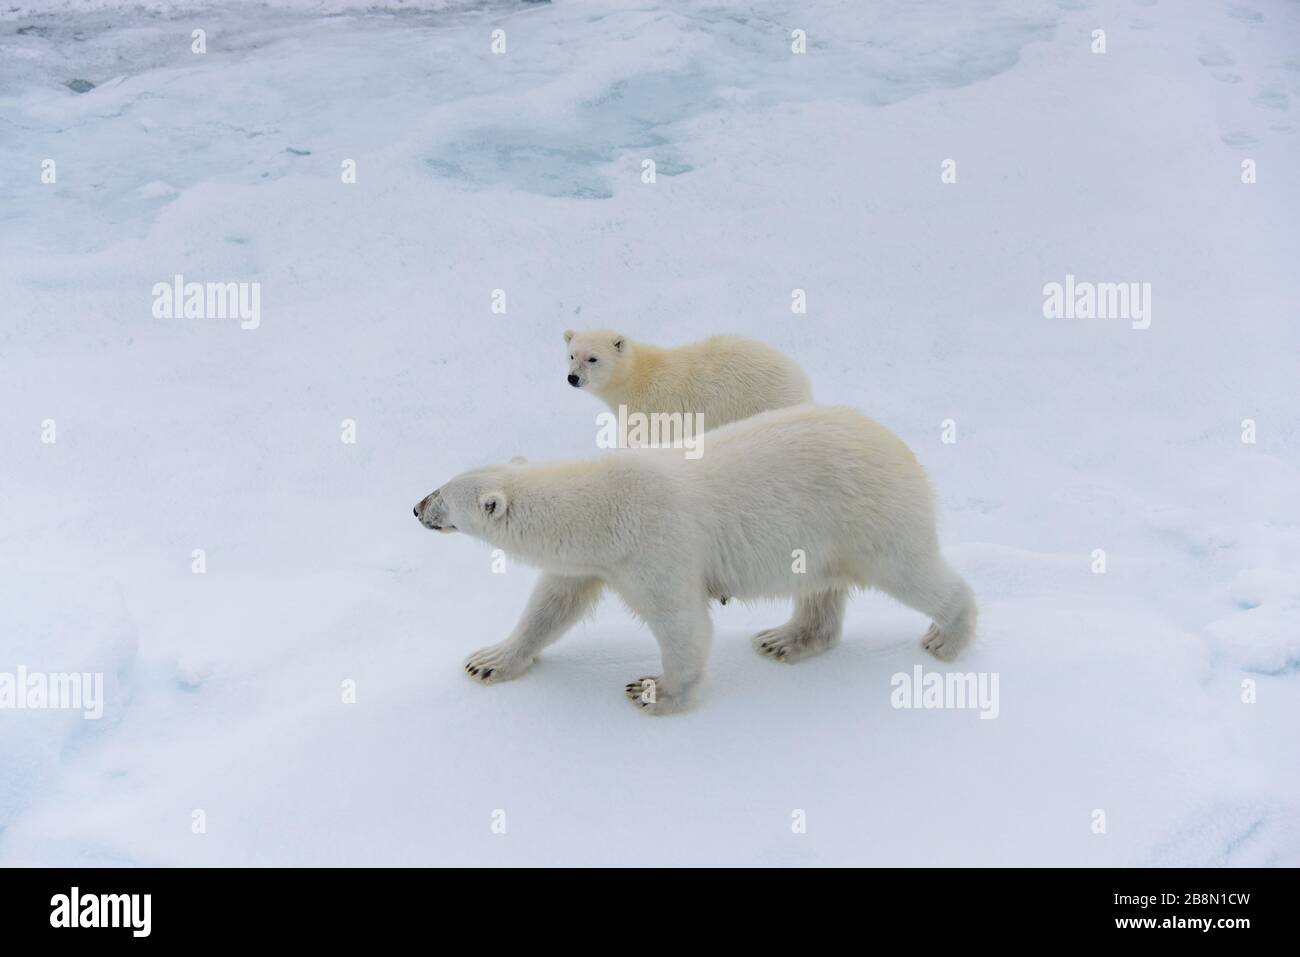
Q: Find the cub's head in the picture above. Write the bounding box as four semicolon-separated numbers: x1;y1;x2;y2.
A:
413;457;527;543
563;328;626;392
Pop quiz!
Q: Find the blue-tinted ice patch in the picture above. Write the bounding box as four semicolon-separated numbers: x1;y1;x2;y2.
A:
418;6;1054;197
0;0;1057;230
426;140;619;198
423;71;701;196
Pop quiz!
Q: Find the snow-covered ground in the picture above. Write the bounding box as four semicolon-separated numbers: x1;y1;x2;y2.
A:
1;0;1297;866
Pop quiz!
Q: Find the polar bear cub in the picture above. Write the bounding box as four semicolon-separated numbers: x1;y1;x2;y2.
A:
564;329;812;430
414;404;976;715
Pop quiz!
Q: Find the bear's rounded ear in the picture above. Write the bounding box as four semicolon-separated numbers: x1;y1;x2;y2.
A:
612;335;625;353
563;329;576;344
509;455;527;465
479;490;508;518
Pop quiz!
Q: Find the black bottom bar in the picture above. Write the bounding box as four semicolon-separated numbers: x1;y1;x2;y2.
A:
0;867;1289;944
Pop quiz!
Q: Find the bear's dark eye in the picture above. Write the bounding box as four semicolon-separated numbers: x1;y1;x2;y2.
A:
588;356;597;363
569;355;574;360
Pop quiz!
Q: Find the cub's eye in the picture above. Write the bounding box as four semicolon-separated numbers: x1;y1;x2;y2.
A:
569;355;574;360
588;356;598;363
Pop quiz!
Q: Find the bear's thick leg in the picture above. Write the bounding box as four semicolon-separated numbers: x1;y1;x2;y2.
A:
465;574;603;684
752;588;847;663
877;557;976;662
625;600;712;715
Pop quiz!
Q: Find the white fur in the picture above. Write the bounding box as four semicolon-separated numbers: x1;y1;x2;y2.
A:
415;405;976;714
563;329;812;430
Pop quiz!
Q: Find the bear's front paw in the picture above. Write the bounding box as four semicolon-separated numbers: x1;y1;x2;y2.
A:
623;676;688;715
464;643;532;684
920;624;969;662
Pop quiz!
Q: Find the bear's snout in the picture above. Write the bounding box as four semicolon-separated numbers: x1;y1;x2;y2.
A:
414;490;455;532
414;492;436;522
567;374;580;387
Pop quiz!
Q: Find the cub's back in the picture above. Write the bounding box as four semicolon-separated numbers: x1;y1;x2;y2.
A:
660;335;812;427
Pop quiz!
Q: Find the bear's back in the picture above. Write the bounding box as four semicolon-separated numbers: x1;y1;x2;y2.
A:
633;335;811;429
685;404;931;517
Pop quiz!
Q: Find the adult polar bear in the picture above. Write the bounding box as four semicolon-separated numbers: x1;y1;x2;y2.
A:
414;405;977;714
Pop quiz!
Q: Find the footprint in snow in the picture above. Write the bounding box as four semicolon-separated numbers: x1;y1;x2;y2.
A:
1251;87;1288;111
1220;129;1258;147
1197;50;1241;84
1225;4;1264;23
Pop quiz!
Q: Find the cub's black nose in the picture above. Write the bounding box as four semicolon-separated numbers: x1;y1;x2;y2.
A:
413;507;419;517
567;374;580;387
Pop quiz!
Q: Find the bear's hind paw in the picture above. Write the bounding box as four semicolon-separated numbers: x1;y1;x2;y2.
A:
625;676;657;703
623;676;687;715
752;625;835;663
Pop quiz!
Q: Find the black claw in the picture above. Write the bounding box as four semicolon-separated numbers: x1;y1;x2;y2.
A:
483;669;493;678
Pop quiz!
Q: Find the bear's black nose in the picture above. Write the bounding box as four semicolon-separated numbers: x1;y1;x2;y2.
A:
567;374;580;387
413;506;419;517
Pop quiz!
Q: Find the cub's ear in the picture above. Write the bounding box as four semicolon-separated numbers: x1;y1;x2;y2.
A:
509;455;528;465
612;335;625;353
479;490;508;518
563;329;576;344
